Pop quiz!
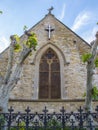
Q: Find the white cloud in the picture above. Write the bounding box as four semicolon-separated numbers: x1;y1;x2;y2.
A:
58;3;66;21
0;36;10;53
82;26;98;43
71;11;91;32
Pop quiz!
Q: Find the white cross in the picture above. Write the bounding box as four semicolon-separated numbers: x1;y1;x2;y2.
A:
45;25;54;40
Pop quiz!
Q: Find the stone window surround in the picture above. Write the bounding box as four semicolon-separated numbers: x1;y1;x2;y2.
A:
32;42;67;100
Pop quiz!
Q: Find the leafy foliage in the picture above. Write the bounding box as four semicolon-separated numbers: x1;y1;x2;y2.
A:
23;25;28;31
8;119;61;130
0;114;5;124
81;53;92;63
0;11;3;14
95;58;98;67
83;86;98;100
13;34;20;43
25;32;37;50
19;121;25;130
83;92;86;97
47;118;61;129
11;35;21;52
12;32;37;52
14;43;22;52
9;121;25;130
92;86;98;100
0;114;5;130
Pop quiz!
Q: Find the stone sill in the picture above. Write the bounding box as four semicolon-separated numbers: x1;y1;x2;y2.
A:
9;99;98;102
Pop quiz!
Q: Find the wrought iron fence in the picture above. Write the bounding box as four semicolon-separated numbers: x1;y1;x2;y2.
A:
0;106;98;130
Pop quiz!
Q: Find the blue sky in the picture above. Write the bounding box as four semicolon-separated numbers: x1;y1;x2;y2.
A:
0;0;98;53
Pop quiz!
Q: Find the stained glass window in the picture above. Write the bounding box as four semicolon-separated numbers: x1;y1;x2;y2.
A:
39;48;61;99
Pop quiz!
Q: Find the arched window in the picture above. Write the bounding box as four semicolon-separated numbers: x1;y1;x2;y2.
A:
39;48;61;99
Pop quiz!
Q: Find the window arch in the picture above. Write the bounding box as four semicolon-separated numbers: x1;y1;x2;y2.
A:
39;48;61;99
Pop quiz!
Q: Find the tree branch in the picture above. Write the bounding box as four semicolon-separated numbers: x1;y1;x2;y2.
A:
18;47;32;64
4;43;14;84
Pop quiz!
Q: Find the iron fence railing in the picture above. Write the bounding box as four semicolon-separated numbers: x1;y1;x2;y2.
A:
0;106;98;130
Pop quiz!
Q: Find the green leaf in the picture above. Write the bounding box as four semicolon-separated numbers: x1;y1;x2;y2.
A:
81;53;92;63
92;86;98;100
95;58;98;67
0;11;3;14
23;25;28;31
0;115;5;125
84;86;98;100
83;92;86;97
14;43;22;52
19;121;25;130
13;34;20;43
25;32;37;49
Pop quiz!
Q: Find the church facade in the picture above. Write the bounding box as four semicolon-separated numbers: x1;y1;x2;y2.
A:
0;10;98;112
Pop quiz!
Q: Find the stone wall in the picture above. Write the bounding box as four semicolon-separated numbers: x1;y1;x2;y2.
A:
10;14;91;100
0;13;97;112
9;100;98;112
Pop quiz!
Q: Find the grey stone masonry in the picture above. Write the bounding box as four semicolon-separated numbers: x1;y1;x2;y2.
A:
0;12;98;112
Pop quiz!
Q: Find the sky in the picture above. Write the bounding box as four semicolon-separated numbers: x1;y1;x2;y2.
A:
0;0;98;53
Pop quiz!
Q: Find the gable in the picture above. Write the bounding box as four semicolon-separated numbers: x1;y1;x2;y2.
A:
0;13;91;57
19;13;91;59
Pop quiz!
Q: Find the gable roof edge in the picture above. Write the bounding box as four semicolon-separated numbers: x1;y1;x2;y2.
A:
53;16;91;48
20;13;91;48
